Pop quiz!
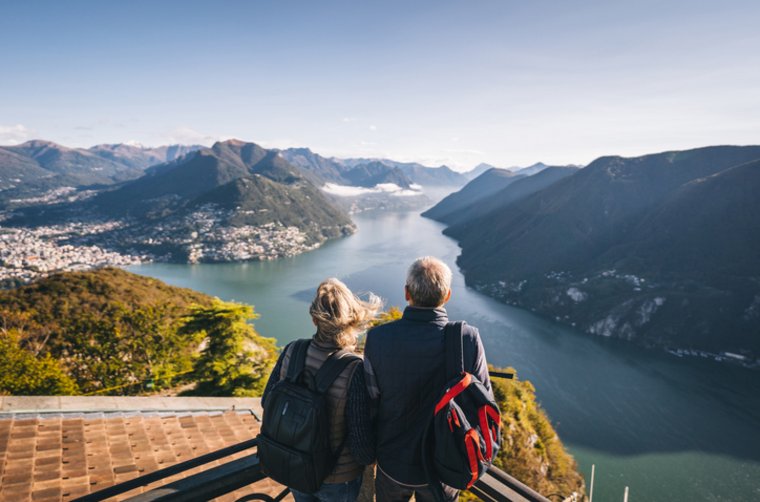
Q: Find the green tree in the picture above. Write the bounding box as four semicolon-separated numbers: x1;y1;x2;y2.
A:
0;330;78;395
180;300;278;396
0;269;215;396
63;304;200;394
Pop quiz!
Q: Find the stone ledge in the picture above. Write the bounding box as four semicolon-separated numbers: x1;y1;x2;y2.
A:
0;396;263;418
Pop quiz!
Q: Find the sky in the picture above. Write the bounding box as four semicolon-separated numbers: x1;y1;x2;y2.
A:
1;0;759;170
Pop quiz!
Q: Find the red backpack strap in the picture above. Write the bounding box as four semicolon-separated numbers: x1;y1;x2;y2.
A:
434;373;473;414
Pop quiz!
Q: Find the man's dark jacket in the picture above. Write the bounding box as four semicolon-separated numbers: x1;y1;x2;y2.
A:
364;306;491;486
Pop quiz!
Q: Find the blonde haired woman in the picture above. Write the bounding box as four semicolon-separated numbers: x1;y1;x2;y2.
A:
261;278;380;502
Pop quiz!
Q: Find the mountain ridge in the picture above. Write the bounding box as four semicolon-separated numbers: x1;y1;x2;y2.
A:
437;145;760;356
4;140;354;265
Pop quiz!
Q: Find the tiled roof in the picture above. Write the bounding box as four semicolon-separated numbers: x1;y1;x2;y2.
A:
0;397;290;502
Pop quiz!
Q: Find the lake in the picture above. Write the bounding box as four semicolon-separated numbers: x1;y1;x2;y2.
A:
130;208;760;502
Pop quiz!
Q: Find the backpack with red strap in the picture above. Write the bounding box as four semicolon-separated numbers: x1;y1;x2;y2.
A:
423;321;502;496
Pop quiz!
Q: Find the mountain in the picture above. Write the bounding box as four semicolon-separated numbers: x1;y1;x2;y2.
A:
94;140;300;215
6;140;135;184
464;162;497;180
88;143;202;170
5;140;354;263
442;145;760;356
422;168;523;221
279;148;464;187
510;162;550;177
277;147;347;184
0;140;141;204
392;162;466;186
0;140;203;205
77;139;354;261
190;172;352;236
342;161;413;188
425;166;578;226
335;157;468;186
0;147;54;191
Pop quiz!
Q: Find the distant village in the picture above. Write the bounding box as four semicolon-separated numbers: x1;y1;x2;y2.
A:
0;224;144;285
0;204;321;286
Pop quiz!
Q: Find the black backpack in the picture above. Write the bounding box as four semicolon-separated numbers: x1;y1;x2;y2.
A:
258;339;360;493
423;322;502;495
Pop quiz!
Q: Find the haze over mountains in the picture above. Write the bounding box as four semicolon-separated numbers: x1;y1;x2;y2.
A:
0;140;203;199
425;145;760;356
1;138;471;268
278;147;468;187
423;165;579;226
100;139;354;238
0;140;470;208
4;140;358;263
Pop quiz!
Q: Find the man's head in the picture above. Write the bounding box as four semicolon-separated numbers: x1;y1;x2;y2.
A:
405;256;453;308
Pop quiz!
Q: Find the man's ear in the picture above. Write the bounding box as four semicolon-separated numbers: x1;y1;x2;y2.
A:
443;289;452;304
404;285;412;303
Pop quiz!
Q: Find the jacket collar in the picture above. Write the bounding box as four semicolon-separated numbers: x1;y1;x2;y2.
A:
311;335;354;353
402;306;449;323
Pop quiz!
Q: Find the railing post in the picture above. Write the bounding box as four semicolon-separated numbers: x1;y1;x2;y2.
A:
589;464;595;502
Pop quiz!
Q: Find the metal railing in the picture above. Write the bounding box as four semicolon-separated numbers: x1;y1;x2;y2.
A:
72;438;284;502
74;437;549;502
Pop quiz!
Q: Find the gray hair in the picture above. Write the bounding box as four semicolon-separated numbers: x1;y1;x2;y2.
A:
405;256;452;308
310;278;382;349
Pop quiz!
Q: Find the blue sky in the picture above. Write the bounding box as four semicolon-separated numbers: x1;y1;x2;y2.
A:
1;0;758;169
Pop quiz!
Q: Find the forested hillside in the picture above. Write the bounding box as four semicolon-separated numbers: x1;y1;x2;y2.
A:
0;268;278;396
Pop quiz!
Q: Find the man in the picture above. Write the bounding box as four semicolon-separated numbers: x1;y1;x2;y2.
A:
364;256;492;501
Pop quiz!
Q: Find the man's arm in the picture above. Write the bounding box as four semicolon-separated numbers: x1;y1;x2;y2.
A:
363;331;381;400
363;354;381;400
466;326;492;394
345;365;376;465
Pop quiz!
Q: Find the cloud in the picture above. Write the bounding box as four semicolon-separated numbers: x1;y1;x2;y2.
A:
0;124;33;145
322;182;423;197
341;117;356;123
369;124;377;131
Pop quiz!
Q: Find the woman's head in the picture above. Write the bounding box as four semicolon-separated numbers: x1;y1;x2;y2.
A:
310;278;381;349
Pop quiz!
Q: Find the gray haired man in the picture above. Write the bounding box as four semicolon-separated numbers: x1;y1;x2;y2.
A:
364;256;492;501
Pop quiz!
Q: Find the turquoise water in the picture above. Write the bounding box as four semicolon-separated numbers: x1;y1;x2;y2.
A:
130;210;760;501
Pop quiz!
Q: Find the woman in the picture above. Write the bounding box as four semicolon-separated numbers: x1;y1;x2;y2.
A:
262;278;380;501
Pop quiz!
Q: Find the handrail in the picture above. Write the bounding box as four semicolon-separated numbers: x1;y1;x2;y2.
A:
473;467;552;502
72;439;260;502
123;453;289;502
75;442;552;502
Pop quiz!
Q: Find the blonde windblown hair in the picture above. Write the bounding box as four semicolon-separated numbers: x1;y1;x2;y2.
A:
309;278;382;349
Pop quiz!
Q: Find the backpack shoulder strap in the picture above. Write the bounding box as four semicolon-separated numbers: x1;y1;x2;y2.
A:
444;321;465;380
314;350;361;394
285;339;311;383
